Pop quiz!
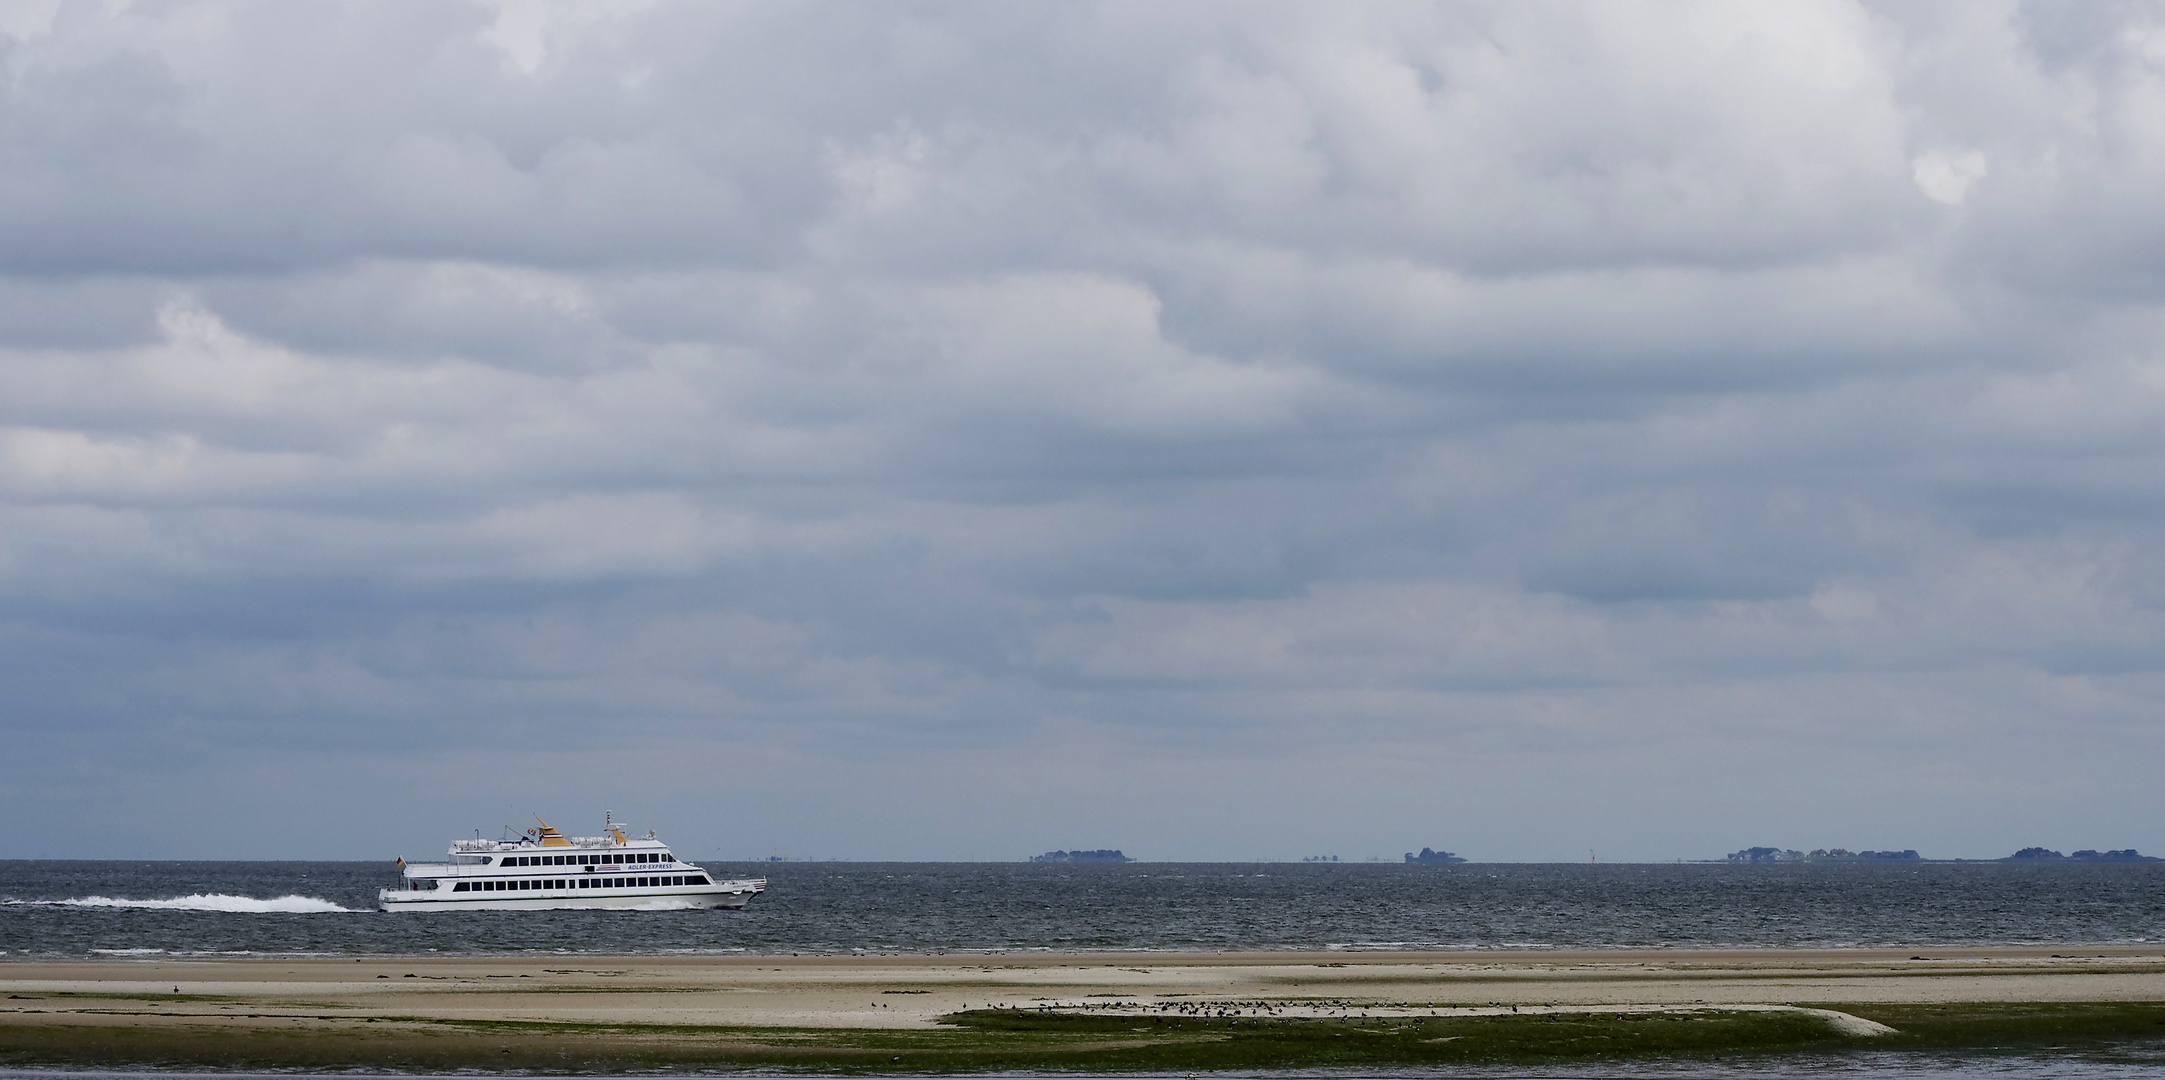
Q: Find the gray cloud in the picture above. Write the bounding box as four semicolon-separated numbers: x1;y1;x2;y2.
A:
2;0;2163;861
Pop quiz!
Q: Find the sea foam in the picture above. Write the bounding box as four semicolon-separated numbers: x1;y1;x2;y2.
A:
623;898;708;912
9;894;355;914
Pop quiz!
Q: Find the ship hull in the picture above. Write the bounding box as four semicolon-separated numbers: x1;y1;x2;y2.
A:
379;880;764;913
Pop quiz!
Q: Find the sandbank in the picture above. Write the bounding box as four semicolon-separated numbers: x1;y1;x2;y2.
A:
5;946;2163;1070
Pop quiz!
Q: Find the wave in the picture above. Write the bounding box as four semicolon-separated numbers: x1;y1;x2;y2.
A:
6;893;355;913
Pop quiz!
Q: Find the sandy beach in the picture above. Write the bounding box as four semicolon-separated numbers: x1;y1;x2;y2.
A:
6;947;2163;1069
6;945;2163;1028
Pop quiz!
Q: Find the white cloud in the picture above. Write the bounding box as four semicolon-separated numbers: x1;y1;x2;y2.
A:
478;0;657;76
898;273;1318;439
1912;148;1988;205
2;0;2164;859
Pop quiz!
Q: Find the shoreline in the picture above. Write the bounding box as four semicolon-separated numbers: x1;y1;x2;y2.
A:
6;946;2164;1071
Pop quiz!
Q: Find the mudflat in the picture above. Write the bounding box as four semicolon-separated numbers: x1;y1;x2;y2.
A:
5;947;2163;1070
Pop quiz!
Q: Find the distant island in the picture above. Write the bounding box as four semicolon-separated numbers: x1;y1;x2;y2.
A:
1727;847;1920;864
1028;849;1133;863
1720;845;2159;864
2005;847;2159;862
1405;847;1467;864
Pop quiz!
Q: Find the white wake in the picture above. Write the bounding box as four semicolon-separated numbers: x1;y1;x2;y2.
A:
8;893;355;913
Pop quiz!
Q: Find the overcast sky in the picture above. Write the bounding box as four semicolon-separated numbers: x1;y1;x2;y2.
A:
3;0;2162;862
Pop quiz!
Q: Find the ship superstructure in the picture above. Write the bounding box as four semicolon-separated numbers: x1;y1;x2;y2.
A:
379;815;766;912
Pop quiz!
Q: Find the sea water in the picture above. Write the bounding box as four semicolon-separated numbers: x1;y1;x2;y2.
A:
3;860;2162;957
5;861;2164;1076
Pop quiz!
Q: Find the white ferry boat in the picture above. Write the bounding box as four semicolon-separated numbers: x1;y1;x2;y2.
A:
379;815;766;912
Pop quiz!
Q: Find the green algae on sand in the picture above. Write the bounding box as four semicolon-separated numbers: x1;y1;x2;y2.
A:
3;1002;2164;1072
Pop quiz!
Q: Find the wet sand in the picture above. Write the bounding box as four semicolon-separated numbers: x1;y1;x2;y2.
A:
6;945;2163;1032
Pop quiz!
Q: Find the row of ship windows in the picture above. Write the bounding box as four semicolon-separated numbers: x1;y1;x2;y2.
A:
452;875;708;892
499;852;673;867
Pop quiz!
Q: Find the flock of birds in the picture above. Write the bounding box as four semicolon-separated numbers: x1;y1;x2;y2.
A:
987;998;1465;1026
899;996;1668;1029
